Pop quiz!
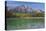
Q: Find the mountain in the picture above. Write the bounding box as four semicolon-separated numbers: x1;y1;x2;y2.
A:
7;5;44;14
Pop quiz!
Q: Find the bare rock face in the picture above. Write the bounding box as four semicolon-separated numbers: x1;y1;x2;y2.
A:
7;5;44;14
14;5;33;13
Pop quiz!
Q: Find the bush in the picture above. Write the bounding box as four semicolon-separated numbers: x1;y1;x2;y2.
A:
35;13;44;17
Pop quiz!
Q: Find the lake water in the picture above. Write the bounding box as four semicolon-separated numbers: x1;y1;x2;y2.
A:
6;17;44;30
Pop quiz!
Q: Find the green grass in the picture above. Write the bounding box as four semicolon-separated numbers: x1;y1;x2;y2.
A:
16;13;32;17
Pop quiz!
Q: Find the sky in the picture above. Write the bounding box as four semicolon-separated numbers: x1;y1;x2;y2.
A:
6;1;45;11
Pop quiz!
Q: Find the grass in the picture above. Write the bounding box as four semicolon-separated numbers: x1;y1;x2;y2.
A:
16;13;32;17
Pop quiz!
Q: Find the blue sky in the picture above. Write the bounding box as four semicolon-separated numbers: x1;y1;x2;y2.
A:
6;1;45;11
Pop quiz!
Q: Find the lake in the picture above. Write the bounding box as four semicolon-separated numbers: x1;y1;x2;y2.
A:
6;17;44;30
